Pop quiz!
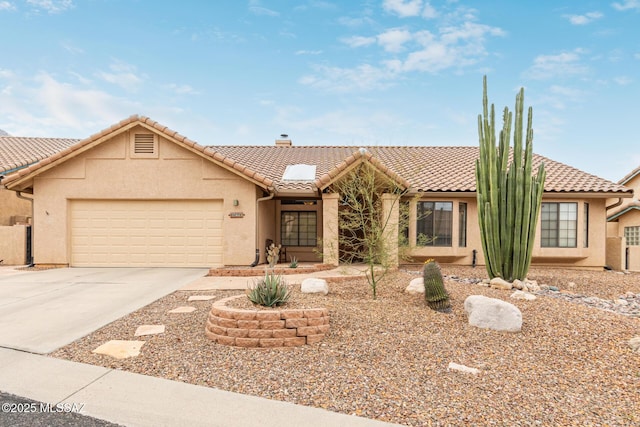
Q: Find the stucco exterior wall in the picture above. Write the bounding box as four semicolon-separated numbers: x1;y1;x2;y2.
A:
406;197;482;265
30;126;258;266
606;236;624;271
531;198;606;269
404;196;607;269
0;188;31;226
0;225;27;265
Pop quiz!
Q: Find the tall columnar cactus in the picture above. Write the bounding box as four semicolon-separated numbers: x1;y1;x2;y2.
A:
423;260;451;313
476;76;546;281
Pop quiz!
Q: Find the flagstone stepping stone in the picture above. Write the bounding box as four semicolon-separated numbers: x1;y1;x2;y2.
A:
92;340;145;359
188;295;216;301
134;324;165;336
168;306;196;313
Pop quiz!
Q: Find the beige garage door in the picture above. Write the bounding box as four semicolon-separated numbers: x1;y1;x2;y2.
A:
70;200;223;267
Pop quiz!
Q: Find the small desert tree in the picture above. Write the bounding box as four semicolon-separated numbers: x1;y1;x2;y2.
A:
332;161;407;299
476;76;546;281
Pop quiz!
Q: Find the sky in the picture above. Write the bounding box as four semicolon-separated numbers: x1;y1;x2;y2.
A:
0;0;639;183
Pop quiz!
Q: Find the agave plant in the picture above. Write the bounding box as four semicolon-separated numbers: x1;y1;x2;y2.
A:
247;272;292;307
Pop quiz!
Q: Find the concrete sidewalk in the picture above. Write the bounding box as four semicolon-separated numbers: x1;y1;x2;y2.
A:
181;265;369;291
0;347;402;427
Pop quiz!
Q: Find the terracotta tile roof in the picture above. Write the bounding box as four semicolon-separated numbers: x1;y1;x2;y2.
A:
0;136;78;175
211;145;630;195
1;115;630;196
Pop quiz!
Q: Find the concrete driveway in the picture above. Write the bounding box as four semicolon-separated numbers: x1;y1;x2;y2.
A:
0;268;208;354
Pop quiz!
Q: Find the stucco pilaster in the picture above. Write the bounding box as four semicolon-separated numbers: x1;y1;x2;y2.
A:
382;193;399;267
322;192;339;266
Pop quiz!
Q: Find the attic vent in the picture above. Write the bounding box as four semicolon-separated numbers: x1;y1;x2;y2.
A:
134;134;155;154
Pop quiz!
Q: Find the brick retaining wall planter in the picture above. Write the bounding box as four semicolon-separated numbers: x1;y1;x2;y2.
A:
205;295;330;347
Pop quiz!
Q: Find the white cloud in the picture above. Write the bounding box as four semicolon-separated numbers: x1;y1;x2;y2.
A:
26;0;73;13
565;11;603;25
337;15;375;27
342;35;376;48
422;2;437;18
613;76;633;85
403;22;504;72
383;0;423;17
612;0;640;11
524;49;589;80
295;50;323;55
95;60;145;91
0;1;16;11
60;41;83;54
248;5;279;16
0;72;138;136
298;63;397;92
165;83;199;95
377;28;412;52
309;18;504;92
0;68;14;79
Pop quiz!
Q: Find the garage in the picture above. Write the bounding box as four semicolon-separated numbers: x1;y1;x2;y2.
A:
70;199;223;267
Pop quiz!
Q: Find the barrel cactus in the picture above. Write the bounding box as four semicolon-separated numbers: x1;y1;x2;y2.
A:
423;260;451;313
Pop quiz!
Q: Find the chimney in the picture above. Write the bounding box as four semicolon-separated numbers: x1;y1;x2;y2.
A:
275;133;292;147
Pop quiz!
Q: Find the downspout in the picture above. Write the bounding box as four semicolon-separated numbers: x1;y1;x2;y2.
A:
606;198;623;211
250;189;275;267
16;190;35;267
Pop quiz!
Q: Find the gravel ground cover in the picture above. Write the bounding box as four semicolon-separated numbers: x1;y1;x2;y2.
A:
51;266;640;426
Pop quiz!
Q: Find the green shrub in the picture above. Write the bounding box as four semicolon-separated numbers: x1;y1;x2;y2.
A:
247;272;292;307
423;260;451;313
289;256;298;268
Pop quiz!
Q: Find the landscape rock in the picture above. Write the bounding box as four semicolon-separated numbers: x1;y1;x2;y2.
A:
405;277;424;294
629;337;640;353
168;306;197;313
134;325;165;336
510;290;537;301
447;362;480;375
512;279;524;290
490;277;513;290
301;278;329;295
464;295;522;332
92;340;145;359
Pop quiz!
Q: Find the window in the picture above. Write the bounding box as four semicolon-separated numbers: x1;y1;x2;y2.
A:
541;202;577;248
459;203;467;247
417;201;452;246
625;226;640;246
281;211;316;246
583;203;589;248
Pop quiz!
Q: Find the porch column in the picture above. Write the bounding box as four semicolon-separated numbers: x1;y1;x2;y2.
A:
322;192;339;266
382;193;399;267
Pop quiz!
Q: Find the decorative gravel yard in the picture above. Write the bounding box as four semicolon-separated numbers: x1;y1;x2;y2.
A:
51;267;640;426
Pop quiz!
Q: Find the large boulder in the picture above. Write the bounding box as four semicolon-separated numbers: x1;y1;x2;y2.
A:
405;277;424;295
464;295;522;332
301;278;329;295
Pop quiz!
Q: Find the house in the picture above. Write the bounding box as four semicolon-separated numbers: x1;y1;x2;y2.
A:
0;136;78;225
1;115;632;269
606;166;640;271
0;136;77;265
